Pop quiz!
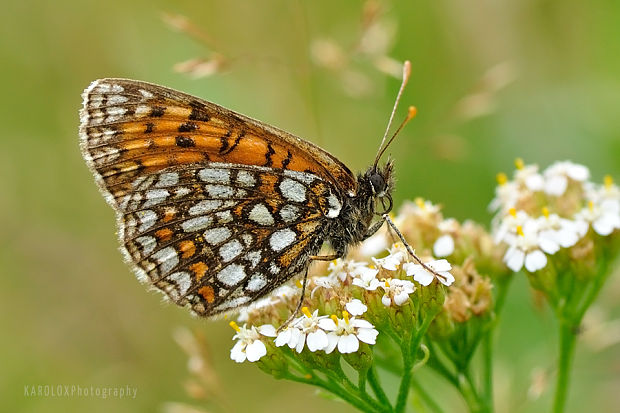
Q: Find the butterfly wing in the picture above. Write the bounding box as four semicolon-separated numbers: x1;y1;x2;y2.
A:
79;79;351;316
79;78;357;211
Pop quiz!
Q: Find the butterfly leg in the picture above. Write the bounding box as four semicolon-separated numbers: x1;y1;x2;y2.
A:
276;254;340;332
382;214;450;283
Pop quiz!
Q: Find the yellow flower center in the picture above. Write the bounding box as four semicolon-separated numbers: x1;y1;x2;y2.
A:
330;314;339;324
509;207;517;218
415;197;425;209
229;321;241;332
588;200;594;212
516;225;524;237
302;307;312;318
496;172;508;185
542;206;550;218
514;157;524;170
604;174;613;189
342;311;350;325
295;279;303;288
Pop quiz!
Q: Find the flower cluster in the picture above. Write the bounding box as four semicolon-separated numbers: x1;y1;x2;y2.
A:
492;159;619;273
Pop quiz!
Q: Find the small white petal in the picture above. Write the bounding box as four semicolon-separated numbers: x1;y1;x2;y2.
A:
593;216;617;236
394;292;410;306
324;333;339;354
438;271;455;286
381;295;391;306
345;299;367;316
245;340;267;362
258;324;277;337
505;248;525;272
307;330;328;352
545;175;568;196
338;334;359;354
351;319;375;329
413;269;434;286
429;259;452;272
230;342;247;363
295;333;306;353
318;318;337;331
539;236;560;254
356;328;378;345
525;250;547;272
433;235;455;257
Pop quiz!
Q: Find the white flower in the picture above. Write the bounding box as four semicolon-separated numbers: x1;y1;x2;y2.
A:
351;266;381;290
318;312;379;354
502;223;550;272
574;200;620;236
359;231;389;256
372;243;408;270
543;161;589;196
275;308;329;353
380;278;415;306
345;298;368;316
493;208;531;243
489;173;519;213
403;259;455;286
230;323;276;363
327;259;366;281
514;162;545;191
536;209;582;248
433;234;455;257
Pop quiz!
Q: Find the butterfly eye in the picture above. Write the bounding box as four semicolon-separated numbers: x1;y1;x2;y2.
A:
370;172;386;195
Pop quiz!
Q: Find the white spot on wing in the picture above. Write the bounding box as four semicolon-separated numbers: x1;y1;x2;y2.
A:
143;189;170;207
137;210;157;232
280;178;306;203
205;184;234;198
204;227;231;245
135;105;150;116
199;168;231;184
236;170;256;187
270;229;296;251
216;210;233;223
244;251;261;268
216;264;246;287
156;172;179;187
219;239;243;262
139;89;154;98
168;271;191;295
249;204;274;225
326;193;342;218
279;204;300;223
152;246;179;274
246;273;267;291
214;295;250;311
283;170;316;184
189;200;222;215
135;236;157;255
181;216;213;232
107;95;128;105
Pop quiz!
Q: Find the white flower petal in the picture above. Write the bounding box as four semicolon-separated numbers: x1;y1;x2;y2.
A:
351;319;375;329
245;340;267;362
593;218;615;236
525;250;547;272
429;259;452;272
433;234;455;257
274;329;291;347
394;292;409;306
307;330;328;352
381;295;391;306
538;236;560;254
438;271;455;286
505;248;525;272
338;334;359;354
295;333;306;353
345;299;367;316
230;341;247;363
324;333;339;354
413;270;434;286
545;175;568;196
318;318;337;331
258;324;277;337
356;328;378;345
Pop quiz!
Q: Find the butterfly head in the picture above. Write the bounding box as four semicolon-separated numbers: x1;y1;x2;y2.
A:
365;159;395;214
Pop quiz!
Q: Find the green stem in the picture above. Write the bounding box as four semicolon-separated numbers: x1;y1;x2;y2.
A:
395;306;441;413
552;320;577;413
367;365;393;409
457;370;483;413
481;332;493;413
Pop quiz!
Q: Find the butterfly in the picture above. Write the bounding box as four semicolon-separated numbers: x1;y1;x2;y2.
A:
79;65;428;319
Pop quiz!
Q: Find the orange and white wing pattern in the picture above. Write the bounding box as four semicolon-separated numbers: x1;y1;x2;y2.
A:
79;79;352;316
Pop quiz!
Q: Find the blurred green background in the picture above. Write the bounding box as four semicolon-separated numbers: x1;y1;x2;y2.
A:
2;0;619;412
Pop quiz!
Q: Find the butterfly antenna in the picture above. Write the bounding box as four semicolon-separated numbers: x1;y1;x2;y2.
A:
374;60;413;169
